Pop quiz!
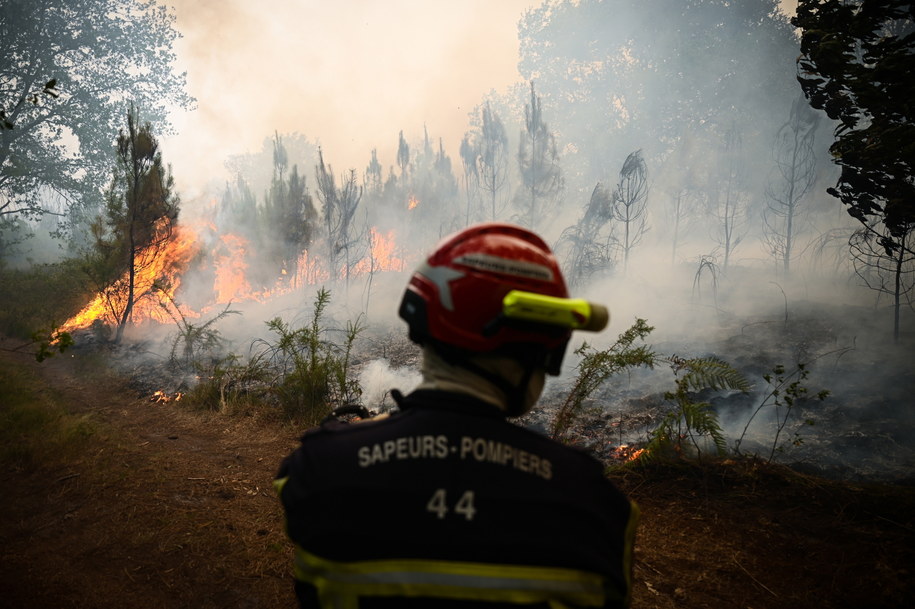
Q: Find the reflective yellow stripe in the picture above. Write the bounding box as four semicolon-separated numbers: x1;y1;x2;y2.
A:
293;546;611;608
273;476;289;496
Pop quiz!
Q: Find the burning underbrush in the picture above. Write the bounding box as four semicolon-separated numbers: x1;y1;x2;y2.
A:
59;215;411;339
66;290;915;486
54;211;915;485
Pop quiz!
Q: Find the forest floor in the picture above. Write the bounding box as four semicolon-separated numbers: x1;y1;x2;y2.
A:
1;342;913;609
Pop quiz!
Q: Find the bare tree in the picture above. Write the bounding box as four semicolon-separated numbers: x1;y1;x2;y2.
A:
668;188;704;266
516;81;563;230
315;148;363;285
612;150;649;272
396;131;410;180
763;95;820;274
710;127;748;270
850;220;915;341
559;182;617;286
478;103;510;221
808;226;856;277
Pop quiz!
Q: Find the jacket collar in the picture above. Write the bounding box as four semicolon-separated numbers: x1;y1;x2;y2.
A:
397;389;508;418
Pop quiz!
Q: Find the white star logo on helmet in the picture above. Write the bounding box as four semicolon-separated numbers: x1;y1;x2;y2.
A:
416;262;465;311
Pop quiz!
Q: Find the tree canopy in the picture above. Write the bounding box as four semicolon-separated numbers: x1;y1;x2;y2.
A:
0;0;193;229
793;0;915;247
516;0;798;188
794;0;914;340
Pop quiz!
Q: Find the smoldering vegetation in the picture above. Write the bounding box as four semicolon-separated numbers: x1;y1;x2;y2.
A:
4;1;913;483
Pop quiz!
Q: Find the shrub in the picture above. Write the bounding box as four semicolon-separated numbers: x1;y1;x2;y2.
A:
550;319;656;441
200;288;363;424
643;356;750;462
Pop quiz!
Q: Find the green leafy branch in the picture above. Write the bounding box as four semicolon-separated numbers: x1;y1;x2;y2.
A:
32;324;74;363
1;323;74;362
643;356;750;463
251;287;364;423
550;318;656;441
734;363;829;462
1;79;59;130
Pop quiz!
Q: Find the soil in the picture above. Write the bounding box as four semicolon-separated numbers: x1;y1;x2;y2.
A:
1;346;913;609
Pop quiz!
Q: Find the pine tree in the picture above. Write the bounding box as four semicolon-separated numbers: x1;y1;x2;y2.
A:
91;106;179;343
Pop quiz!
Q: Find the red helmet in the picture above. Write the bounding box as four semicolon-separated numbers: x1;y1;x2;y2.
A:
399;223;571;374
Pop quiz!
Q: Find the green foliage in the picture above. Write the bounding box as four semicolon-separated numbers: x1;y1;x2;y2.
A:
31;325;74;363
0;258;93;339
188;288;363;426
0;79;58;130
550;317;832;469
551;318;656;441
0;0;192;226
87;106;180;343
182;353;272;415
794;0;915;340
263;288;362;425
0;360;98;469
259;134;318;287
643;356;750;463
735;363;830;462
794;0;915;241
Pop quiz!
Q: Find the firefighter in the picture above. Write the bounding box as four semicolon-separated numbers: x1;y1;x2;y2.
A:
274;222;638;608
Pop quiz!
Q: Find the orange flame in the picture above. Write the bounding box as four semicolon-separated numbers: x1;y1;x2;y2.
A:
213;233;252;303
408;195;419;210
151;390;183;403
61;224;199;332
61;217;414;335
293;249;331;287
611;444;646;463
352;227;405;274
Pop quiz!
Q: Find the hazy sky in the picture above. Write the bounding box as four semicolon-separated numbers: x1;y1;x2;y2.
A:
162;0;798;197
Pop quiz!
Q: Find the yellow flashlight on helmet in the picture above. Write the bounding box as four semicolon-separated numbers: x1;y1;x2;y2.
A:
501;290;609;332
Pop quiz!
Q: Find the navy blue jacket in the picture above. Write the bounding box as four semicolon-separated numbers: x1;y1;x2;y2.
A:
275;390;638;608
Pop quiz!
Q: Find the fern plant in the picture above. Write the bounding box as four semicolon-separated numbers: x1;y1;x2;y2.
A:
550;318;656;441
643;356;750;463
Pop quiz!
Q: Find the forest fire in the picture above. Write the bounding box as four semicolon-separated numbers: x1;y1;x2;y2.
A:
407;195;419;210
213;233;253;304
60;224;200;333
60;221;410;334
353;227;406;274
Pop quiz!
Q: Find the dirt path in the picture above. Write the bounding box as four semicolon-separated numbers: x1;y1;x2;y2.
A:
0;348;298;609
2;345;914;609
